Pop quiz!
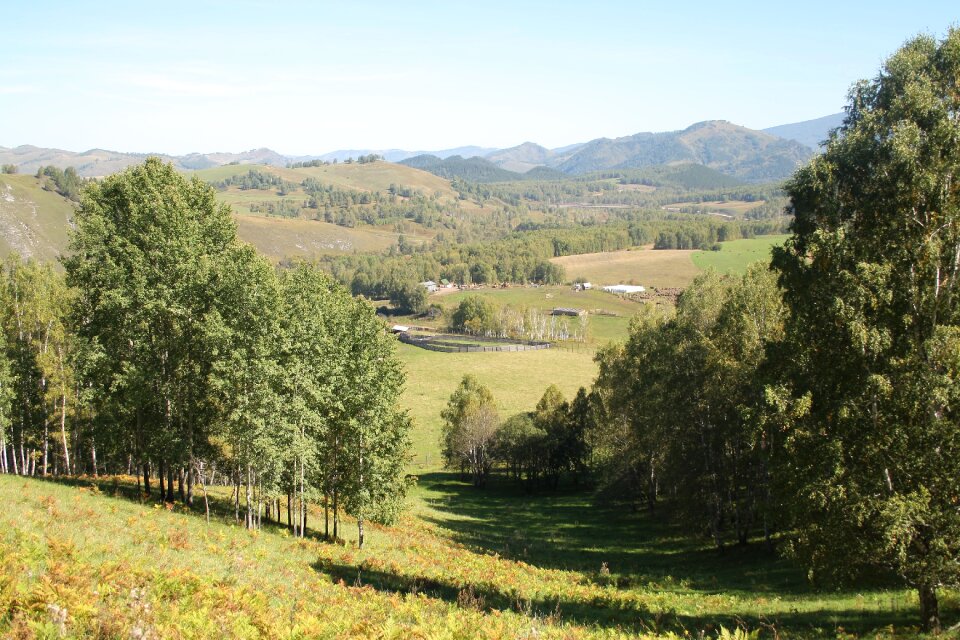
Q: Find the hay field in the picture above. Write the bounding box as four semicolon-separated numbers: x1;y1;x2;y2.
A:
662;199;766;215
551;248;700;288
234;214;400;261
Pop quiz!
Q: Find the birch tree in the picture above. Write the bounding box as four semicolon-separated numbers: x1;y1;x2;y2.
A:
772;29;960;631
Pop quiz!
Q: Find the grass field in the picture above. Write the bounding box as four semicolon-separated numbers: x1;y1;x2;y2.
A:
0;174;75;263
551;249;700;289
662;200;767;216
692;235;789;274
192;161;471;209
234;214;402;261
398;342;598;468
1;472;949;638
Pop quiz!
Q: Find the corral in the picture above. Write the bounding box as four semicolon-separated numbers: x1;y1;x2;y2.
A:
398;331;551;353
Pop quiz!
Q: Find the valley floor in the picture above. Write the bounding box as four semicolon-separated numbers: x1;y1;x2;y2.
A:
1;473;950;639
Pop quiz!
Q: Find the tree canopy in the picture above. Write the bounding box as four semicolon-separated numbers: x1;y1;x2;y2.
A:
772;28;960;631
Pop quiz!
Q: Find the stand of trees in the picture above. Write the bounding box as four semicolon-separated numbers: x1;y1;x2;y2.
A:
1;159;411;548
441;378;591;490
585;31;960;631
591;265;784;546
36;165;85;201
448;295;589;343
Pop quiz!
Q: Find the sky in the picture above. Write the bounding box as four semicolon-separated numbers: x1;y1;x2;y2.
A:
1;1;957;156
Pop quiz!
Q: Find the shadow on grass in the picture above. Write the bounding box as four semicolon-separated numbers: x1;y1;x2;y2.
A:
418;471;805;594
314;559;917;636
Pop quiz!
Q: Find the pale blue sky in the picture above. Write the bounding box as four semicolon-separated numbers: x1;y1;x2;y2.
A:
1;1;956;155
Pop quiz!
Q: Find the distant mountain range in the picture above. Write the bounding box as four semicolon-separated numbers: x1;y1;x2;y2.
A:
0;113;842;181
762;113;845;150
402;117;839;183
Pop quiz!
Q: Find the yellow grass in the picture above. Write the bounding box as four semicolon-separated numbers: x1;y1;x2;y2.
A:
551;248;700;288
234;214;399;261
662;200;765;215
294;162;456;198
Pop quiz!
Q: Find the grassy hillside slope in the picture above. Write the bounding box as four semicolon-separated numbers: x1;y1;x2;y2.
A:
0;162;461;265
234;215;401;261
192;161;466;206
0;174;75;263
0;472;937;638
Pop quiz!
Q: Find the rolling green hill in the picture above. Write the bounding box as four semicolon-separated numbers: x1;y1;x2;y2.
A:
0;162;463;264
399;155;524;182
0;173;76;263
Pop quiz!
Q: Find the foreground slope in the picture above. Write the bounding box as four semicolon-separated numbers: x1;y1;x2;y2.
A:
0;474;936;639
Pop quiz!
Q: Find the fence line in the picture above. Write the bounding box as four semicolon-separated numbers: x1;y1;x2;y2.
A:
397;332;552;353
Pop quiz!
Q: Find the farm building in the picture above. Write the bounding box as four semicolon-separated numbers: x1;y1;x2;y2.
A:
551;307;586;317
419;280;438;293
602;284;645;294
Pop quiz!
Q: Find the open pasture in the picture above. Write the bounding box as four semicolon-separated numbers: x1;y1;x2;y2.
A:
398;342;598;468
234;214;401;261
692;234;789;274
662;199;766;216
551;248;700;288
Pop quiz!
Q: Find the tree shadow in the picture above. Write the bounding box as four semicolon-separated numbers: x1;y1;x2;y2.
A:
418;471;805;595
313;558;918;636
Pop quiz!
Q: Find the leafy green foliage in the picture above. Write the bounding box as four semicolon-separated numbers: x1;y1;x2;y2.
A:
35;165;85;201
441;375;499;487
771;28;960;631
591;265;785;546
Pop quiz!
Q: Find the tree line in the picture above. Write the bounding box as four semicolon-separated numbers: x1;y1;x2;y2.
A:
0;159;410;548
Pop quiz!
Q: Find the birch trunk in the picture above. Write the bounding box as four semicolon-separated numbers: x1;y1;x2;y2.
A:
59;393;70;475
